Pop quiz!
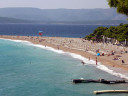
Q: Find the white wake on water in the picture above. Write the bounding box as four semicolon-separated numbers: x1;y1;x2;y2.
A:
1;38;128;80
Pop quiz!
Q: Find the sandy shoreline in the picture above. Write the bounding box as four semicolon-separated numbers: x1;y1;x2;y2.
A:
1;35;128;74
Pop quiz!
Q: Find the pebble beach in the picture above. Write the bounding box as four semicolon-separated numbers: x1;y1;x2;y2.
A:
1;35;128;72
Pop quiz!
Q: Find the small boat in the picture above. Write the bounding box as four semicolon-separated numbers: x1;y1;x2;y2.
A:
72;79;98;83
99;80;126;84
72;78;127;84
94;90;128;94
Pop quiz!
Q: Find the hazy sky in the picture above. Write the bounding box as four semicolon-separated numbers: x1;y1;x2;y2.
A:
0;0;109;9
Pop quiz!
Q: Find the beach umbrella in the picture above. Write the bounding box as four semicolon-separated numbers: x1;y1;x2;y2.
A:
96;53;100;56
38;31;43;36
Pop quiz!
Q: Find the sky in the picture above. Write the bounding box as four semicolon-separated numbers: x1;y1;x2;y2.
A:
0;0;109;9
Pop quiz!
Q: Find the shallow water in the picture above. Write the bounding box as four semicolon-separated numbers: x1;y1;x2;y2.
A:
0;39;128;96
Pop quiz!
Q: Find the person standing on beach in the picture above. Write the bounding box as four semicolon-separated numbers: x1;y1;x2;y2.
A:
96;57;97;65
89;57;90;61
122;60;125;64
57;45;59;50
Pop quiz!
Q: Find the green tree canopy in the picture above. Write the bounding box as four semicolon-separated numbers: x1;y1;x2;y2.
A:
85;24;128;42
107;0;128;16
103;26;117;38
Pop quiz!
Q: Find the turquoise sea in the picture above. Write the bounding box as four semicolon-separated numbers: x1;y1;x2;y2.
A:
0;39;128;96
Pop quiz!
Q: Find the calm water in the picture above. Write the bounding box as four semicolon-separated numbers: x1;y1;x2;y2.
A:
0;24;112;37
0;39;128;96
0;24;127;96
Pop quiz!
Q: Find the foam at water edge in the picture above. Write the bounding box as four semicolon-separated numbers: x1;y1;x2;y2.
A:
0;38;32;44
68;52;128;79
1;38;128;80
29;43;65;54
96;63;128;80
0;38;65;54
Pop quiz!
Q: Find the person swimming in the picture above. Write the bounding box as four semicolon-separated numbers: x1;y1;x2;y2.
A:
81;61;85;65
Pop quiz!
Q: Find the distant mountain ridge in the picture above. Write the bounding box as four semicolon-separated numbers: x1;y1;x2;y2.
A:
0;16;35;23
0;7;127;24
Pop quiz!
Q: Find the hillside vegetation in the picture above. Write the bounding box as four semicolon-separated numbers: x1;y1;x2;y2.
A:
85;23;128;42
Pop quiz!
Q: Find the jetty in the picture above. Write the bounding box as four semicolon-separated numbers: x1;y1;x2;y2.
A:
93;90;128;94
72;78;127;84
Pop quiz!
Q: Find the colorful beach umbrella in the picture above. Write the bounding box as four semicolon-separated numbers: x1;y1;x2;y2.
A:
39;31;43;36
96;53;100;56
